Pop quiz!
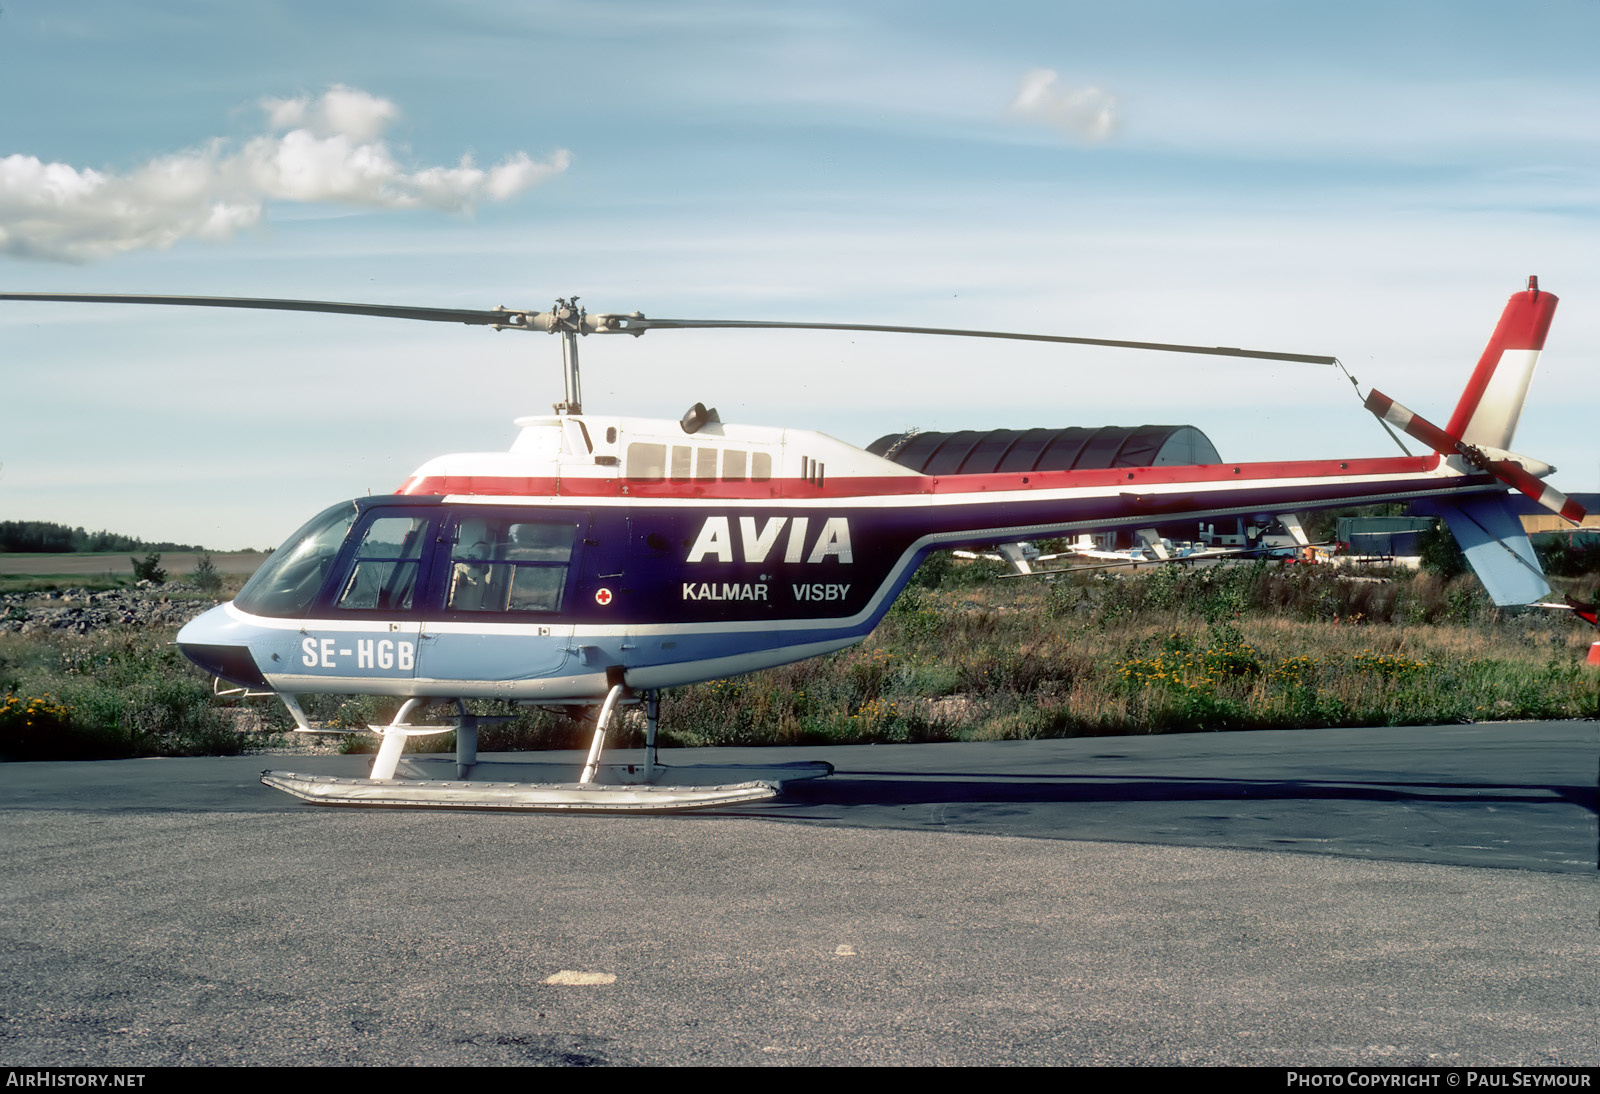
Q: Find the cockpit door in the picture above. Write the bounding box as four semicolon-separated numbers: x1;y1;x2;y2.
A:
412;508;586;694
249;507;431;693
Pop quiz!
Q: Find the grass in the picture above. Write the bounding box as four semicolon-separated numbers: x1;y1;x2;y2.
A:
2;559;1597;760
0;574;136;595
0;573;279;760
649;563;1600;746
0;629;270;759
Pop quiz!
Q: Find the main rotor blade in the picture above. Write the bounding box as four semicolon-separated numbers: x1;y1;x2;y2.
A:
1;292;1337;364
606;316;1337;365
0;293;544;330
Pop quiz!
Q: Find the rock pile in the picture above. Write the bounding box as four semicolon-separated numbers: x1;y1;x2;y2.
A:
0;583;221;636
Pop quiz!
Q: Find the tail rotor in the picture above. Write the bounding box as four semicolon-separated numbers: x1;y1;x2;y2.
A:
1364;389;1585;524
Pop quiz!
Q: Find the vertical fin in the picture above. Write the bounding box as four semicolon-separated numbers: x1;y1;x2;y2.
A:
996;542;1035;575
1277;513;1310;547
1135;527;1170;560
1445;277;1558;451
1413;496;1550;606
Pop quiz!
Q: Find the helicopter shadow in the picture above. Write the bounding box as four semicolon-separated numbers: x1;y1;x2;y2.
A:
722;766;1598;872
770;769;1599;813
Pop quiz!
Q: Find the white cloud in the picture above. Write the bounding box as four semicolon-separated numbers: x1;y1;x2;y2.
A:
261;86;400;143
0;86;571;263
1007;68;1120;142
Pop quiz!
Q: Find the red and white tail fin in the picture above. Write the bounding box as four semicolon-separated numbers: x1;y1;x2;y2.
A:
1445;276;1558;450
1364;276;1582;526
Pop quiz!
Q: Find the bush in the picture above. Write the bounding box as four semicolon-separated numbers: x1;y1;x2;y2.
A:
190;553;223;594
130;552;167;584
1534;534;1600;578
1417;524;1466;579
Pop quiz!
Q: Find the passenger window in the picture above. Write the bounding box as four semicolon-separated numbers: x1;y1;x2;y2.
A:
696;447;718;481
447;517;575;613
670;446;692;481
723;449;747;481
751;452;772;482
336;516;428;612
625;442;666;482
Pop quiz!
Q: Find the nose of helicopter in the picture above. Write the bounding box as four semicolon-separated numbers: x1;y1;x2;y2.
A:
177;603;270;689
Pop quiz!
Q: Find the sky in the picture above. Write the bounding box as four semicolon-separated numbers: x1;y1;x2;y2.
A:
2;0;1597;550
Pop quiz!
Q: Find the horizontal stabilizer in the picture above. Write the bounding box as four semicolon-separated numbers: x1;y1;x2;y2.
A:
1413;496;1549;606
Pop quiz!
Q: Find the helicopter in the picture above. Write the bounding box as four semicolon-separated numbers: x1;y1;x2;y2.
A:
0;278;1579;812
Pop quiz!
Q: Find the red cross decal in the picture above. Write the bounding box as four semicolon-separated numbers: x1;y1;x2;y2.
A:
594;588;613;606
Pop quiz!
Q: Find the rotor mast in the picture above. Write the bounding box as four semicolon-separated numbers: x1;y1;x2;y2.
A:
551;297;584;415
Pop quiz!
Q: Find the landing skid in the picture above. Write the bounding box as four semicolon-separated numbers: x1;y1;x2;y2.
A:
259;687;833;813
259;770;793;811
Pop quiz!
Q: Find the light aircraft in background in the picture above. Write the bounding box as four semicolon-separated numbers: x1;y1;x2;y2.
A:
965;519;1328;577
0;278;1579;811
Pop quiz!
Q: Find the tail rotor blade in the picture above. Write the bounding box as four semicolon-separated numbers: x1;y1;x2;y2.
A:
1364;391;1459;454
1365;390;1584;523
1485;459;1587;524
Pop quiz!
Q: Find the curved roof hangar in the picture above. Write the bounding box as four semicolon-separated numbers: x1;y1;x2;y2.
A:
865;425;1221;477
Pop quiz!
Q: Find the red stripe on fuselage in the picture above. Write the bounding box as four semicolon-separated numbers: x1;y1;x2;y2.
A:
396;453;1440;501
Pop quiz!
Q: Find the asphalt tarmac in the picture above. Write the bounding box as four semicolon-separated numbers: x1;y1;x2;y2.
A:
2;722;1595;1066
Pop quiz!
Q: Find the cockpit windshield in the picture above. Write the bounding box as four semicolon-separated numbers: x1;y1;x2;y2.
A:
234;501;358;618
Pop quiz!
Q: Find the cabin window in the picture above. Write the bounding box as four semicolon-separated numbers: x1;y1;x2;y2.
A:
234;501;358;618
446;517;575;613
696;447;718;481
751;452;772;481
723;449;747;481
670;445;692;482
625;442;666;482
336;516;429;611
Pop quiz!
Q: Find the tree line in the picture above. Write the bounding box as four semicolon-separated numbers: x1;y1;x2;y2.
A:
0;521;205;554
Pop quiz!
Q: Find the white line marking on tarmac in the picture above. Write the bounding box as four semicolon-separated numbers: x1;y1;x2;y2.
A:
545;971;616;985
